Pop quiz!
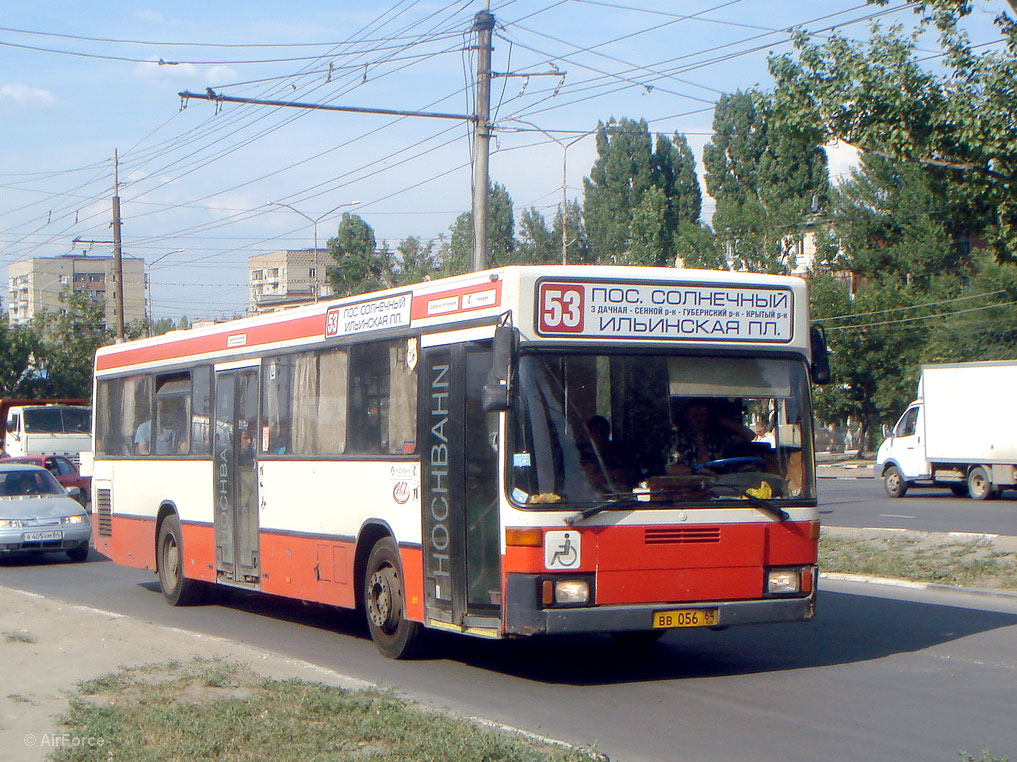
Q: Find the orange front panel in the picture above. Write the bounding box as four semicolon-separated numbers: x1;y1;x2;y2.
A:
595;523;766;570
180;522;216;583
106;515;157;571
598;566;763;604
260;532;356;608
766;521;819;565
399;546;425;623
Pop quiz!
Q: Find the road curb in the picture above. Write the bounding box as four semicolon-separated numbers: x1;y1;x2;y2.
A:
820;572;1017;601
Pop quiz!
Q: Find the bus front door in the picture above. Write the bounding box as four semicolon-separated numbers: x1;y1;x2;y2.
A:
213;366;261;587
420;344;501;632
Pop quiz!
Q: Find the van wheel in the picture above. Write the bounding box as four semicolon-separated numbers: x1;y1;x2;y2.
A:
883;466;908;498
157;515;207;605
364;538;423;659
949;483;969;497
967;467;996;501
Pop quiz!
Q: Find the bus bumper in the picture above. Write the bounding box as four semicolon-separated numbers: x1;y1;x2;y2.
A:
503;574;816;636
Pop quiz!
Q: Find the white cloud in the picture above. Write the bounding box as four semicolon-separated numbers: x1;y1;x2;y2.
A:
131;9;166;23
0;83;59;110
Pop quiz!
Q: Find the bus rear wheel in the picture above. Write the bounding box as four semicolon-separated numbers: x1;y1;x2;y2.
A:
157;514;206;605
364;538;422;659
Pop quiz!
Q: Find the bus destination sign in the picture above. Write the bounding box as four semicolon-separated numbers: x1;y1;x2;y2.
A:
536;280;793;342
325;292;412;338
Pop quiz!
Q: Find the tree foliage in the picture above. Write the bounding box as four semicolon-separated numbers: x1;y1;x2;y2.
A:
703;90;829;273
583;117;702;265
327;213;392;297
769;1;1017;260
29;291;113;398
440;182;515;276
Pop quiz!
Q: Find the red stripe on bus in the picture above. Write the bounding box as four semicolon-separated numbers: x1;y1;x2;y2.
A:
95;313;325;371
260;533;356;608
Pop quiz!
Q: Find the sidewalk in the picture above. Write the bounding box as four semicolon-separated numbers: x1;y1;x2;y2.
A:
816;453;875;479
0;587;370;762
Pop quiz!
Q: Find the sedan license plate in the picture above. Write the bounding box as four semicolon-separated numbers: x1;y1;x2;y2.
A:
23;530;62;542
652;608;718;629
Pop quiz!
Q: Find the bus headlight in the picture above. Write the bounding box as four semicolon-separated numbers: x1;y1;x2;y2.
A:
767;569;801;595
554;579;590;604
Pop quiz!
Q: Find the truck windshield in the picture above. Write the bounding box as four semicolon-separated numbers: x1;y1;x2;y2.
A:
22;407;91;434
507;353;815;507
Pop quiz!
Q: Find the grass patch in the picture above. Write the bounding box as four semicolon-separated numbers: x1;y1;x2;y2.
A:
3;630;36;643
820;535;1017;591
53;657;606;762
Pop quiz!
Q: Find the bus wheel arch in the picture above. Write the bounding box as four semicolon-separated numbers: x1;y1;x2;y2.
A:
357;527;423;659
155;505;206;606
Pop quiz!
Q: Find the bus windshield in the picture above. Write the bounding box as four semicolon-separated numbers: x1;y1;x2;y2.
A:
23;407;91;434
508;353;815;507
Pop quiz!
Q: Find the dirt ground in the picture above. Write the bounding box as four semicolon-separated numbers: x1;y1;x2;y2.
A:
0;587;370;762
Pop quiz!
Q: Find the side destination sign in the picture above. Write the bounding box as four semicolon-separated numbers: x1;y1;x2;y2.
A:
325;291;412;338
536;280;793;342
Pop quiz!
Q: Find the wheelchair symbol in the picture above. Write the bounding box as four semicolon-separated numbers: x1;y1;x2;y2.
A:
545;530;580;569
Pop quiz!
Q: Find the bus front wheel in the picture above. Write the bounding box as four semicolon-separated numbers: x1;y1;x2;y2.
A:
157;514;206;605
364;538;422;659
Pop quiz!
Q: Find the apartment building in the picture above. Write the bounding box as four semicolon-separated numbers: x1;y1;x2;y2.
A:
7;254;145;328
249;249;333;314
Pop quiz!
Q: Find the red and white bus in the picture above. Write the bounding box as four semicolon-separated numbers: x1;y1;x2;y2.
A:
92;265;827;657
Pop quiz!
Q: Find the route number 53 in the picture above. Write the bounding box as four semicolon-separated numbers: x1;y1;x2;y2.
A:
538;283;584;334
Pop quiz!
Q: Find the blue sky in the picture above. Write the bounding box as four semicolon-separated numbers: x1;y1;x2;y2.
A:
0;1;1007;320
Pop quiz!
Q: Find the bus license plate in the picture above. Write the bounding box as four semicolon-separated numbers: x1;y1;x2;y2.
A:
24;530;62;542
652;608;718;629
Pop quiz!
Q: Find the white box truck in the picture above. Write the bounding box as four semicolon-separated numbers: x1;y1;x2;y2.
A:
1;399;91;464
876;361;1017;500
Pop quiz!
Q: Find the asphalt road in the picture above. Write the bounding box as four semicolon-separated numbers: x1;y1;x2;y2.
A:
3;546;1016;762
819;477;1017;536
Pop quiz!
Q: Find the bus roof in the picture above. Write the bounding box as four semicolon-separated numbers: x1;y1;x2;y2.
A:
95;265;812;375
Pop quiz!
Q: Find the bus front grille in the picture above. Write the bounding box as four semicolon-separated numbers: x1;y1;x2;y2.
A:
644;526;721;545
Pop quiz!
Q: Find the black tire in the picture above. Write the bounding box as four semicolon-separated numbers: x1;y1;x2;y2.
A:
883;465;908;498
157;514;206;605
66;542;89;563
949;483;969;497
967;467;996;501
364;537;423;659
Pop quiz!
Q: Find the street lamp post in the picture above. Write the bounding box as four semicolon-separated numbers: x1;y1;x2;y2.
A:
266;200;360;301
146;248;184;335
508;120;597;264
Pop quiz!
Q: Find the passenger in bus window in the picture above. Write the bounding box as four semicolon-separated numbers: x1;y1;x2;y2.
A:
666;399;755;474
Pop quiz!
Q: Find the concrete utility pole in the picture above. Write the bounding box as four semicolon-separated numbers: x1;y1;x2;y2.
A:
471;5;495;272
111;149;126;341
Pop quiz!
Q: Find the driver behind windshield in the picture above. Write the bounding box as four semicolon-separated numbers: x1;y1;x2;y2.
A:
666;399;756;475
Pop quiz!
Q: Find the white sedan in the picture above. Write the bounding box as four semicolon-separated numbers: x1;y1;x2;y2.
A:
0;463;91;563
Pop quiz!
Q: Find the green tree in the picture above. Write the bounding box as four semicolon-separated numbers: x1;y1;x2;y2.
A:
583;118;702;265
673;222;727;270
392;236;440;285
703;90;830;273
769;1;1017;260
31;291;112;398
327;213;392;297
553;200;592;264
0;316;41;396
810;273;928;455
516;207;560;265
439;182;515;276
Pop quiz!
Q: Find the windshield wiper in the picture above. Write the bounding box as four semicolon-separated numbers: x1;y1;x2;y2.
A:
565;493;645;525
709;484;789;522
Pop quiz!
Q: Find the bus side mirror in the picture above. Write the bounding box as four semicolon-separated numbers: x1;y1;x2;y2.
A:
483;324;518;413
810;325;831;385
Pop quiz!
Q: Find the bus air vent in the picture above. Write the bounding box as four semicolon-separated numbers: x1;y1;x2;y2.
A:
96;489;112;537
644;526;720;545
